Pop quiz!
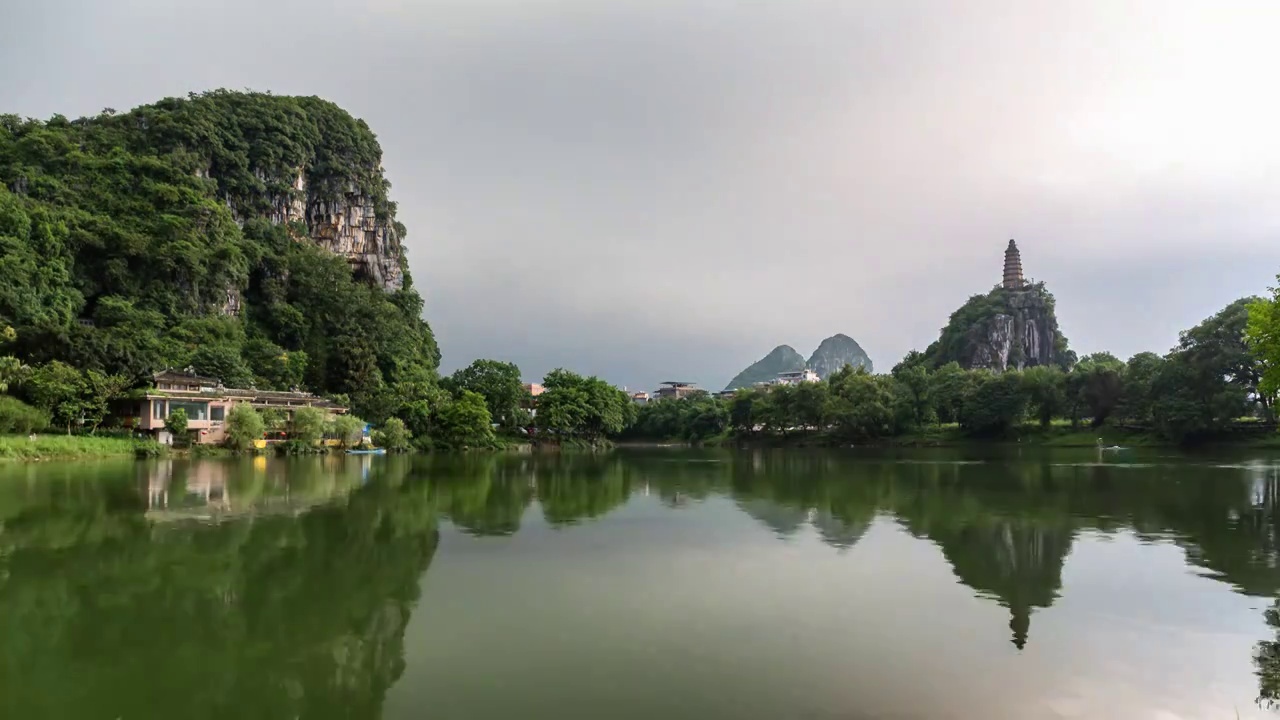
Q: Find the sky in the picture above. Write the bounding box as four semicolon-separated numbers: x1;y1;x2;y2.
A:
4;0;1280;391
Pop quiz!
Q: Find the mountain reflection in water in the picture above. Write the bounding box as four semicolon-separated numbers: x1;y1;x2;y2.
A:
1;448;1280;718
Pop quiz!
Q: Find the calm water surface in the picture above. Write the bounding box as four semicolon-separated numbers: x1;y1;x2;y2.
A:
4;448;1280;719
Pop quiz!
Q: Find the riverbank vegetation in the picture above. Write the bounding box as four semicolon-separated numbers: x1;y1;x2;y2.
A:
623;295;1280;448
0;434;162;461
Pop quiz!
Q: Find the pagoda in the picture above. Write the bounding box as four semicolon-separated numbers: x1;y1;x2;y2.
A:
1002;239;1026;290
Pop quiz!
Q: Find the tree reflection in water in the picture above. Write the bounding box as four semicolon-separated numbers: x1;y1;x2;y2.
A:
4;450;1280;713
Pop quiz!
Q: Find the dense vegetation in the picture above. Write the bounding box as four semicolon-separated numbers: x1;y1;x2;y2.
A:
624;296;1276;447
0;90;438;423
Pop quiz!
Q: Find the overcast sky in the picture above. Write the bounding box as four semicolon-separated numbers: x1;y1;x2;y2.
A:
4;0;1280;391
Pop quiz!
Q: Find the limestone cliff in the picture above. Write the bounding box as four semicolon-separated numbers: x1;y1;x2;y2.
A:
236;167;405;292
807;333;873;378
724;345;806;391
925;283;1074;371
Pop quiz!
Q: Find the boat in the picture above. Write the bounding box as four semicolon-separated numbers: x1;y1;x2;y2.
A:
346;447;386;455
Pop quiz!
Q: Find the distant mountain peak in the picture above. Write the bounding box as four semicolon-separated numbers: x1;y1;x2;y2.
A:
723;335;872;390
807;334;873;378
723;345;806;390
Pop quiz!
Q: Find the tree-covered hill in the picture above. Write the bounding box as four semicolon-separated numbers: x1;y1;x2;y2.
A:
0;90;439;418
724;345;806;391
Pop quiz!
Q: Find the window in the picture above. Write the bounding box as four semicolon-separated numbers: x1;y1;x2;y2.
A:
152;400;166;420
211;406;225;422
168;401;209;421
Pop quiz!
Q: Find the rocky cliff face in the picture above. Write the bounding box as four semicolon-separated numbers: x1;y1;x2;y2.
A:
926;283;1073;371
807;333;873;378
228;171;405;292
724;345;806;390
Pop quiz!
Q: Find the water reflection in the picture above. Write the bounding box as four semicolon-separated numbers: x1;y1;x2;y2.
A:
0;456;438;719
3;450;1280;716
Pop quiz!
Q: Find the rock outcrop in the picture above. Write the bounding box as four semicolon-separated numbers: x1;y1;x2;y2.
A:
724;345;806;391
807;333;874;378
225;168;405;292
925;283;1073;371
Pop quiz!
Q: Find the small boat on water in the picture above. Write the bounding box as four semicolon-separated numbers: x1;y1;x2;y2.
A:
346;447;386;455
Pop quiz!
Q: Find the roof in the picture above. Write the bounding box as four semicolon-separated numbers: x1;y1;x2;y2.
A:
153;369;220;386
659;381;696;387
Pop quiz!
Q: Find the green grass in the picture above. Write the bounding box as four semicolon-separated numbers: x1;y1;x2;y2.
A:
0;434;167;461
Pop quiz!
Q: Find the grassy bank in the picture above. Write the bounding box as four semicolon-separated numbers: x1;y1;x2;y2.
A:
0;435;166;461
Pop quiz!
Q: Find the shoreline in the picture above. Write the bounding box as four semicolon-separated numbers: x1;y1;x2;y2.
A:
5;427;1280;463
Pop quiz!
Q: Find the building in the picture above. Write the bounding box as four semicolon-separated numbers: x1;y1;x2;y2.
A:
631;392;650;404
773;369;821;386
1003;239;1026;290
119;370;347;445
520;383;544;422
653;382;702;401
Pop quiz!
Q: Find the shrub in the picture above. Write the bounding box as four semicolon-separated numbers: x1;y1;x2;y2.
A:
373;417;411;451
0;395;49;434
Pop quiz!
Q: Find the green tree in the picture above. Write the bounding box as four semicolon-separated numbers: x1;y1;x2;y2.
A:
728;391;758;436
958;371;1027;436
165;408;189;445
446;359;524;430
0;355;24;393
373;417;411;451
1021;366;1065;428
435;390;494;447
1182;297;1269;420
534;368;629;442
259;407;287;434
21;361;86;433
291;406;326;445
1245;292;1280;421
1151;351;1246;444
225;404;266;451
332;415;366;449
929;362;971;424
892;365;934;430
81;370;129;434
190;344;254;389
1072;353;1125;427
828;366;895;440
1115;352;1164;424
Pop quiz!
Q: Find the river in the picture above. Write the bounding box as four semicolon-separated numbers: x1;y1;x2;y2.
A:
2;448;1280;719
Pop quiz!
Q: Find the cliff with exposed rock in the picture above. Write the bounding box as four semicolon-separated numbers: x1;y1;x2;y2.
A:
924;283;1074;371
0;90;438;416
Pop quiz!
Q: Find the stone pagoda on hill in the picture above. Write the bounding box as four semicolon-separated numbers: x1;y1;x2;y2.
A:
1002;239;1026;290
921;238;1075;371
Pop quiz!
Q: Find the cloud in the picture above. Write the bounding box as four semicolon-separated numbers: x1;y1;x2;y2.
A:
3;0;1280;390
